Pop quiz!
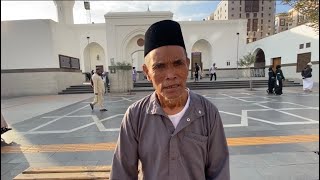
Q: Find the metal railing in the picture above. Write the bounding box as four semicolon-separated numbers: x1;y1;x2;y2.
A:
250;68;265;77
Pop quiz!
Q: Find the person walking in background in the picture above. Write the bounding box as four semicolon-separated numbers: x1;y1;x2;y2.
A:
267;66;275;94
194;63;200;82
132;67;137;83
90;67;107;111
209;63;217;81
199;65;203;79
301;62;313;93
102;71;109;95
275;65;285;95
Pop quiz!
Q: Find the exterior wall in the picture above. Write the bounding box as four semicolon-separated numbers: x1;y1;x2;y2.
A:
246;25;319;82
71;24;107;72
275;14;289;33
104;11;173;67
1;20;57;69
1;70;85;97
50;22;81;64
181;20;247;70
288;8;307;29
214;1;228;20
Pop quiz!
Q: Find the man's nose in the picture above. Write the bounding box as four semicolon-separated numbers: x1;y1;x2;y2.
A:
165;67;177;80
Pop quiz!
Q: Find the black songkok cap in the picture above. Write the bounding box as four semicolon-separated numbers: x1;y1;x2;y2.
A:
144;20;186;57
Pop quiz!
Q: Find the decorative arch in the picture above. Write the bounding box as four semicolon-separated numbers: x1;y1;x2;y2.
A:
253;48;266;68
191;39;213;72
83;42;106;72
120;28;146;64
125;34;145;71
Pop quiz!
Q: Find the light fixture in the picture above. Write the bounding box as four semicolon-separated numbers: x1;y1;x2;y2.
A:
96;55;100;60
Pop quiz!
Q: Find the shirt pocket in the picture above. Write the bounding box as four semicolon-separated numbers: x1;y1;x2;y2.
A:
184;131;208;144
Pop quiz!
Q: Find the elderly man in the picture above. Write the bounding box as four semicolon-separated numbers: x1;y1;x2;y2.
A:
89;67;107;111
110;20;229;180
301;62;313;92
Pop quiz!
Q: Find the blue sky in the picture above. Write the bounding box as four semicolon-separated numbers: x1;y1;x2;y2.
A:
1;1;292;23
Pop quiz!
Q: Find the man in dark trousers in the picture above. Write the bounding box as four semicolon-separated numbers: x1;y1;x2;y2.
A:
111;20;229;180
275;65;285;95
267;66;275;94
194;62;200;82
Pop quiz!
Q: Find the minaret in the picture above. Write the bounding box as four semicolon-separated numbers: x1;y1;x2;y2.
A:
54;0;75;24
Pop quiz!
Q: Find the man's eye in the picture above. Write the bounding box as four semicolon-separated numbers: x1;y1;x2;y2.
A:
154;64;165;69
174;60;184;66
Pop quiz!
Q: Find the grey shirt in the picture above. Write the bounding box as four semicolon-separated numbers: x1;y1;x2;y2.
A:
111;91;230;180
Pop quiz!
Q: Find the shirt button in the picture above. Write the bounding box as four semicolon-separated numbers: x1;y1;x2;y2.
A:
199;110;201;114
187;118;190;122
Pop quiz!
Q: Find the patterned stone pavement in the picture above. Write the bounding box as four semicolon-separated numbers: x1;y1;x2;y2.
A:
1;87;319;180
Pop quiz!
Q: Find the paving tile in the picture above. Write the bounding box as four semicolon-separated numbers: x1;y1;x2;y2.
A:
65;160;98;166
8;153;55;163
73;151;114;161
256;164;319;180
1;163;19;176
262;152;319;166
230;155;269;168
48;152;78;162
230;166;264;180
1;153;26;163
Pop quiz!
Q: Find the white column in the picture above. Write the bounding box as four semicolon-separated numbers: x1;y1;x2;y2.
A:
54;0;75;24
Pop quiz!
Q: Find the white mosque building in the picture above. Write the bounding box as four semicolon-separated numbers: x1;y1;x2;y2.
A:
1;1;318;97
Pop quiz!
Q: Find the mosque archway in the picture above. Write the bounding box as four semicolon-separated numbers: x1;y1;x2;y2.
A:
83;42;106;73
252;48;266;77
253;48;266;68
191;39;213;78
125;34;145;72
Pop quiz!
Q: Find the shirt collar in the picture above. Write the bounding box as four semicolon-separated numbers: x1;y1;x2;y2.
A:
146;90;205;118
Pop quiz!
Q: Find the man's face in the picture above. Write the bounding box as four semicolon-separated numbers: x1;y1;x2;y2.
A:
143;45;190;100
96;69;102;75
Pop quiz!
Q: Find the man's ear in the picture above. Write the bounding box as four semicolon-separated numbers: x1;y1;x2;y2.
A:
142;64;151;81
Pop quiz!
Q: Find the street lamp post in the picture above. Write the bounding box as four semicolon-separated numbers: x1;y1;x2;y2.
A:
87;36;91;72
236;32;240;79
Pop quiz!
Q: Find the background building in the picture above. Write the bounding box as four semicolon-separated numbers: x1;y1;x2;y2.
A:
208;0;276;43
275;12;289;33
275;8;308;34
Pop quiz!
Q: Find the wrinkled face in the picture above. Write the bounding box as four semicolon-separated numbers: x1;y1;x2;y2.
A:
143;45;190;100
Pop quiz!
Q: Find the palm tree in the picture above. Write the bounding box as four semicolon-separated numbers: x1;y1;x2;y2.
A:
238;53;256;91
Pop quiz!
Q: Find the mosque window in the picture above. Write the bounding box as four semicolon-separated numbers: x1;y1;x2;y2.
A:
299;44;304;49
306;42;311;48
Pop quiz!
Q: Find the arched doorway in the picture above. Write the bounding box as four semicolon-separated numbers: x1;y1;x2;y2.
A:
253;48;266;77
191;39;213;78
83;42;106;73
125;35;145;71
253;48;266;68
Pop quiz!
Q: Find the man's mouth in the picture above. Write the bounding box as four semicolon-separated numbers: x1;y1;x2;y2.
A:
164;84;180;89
